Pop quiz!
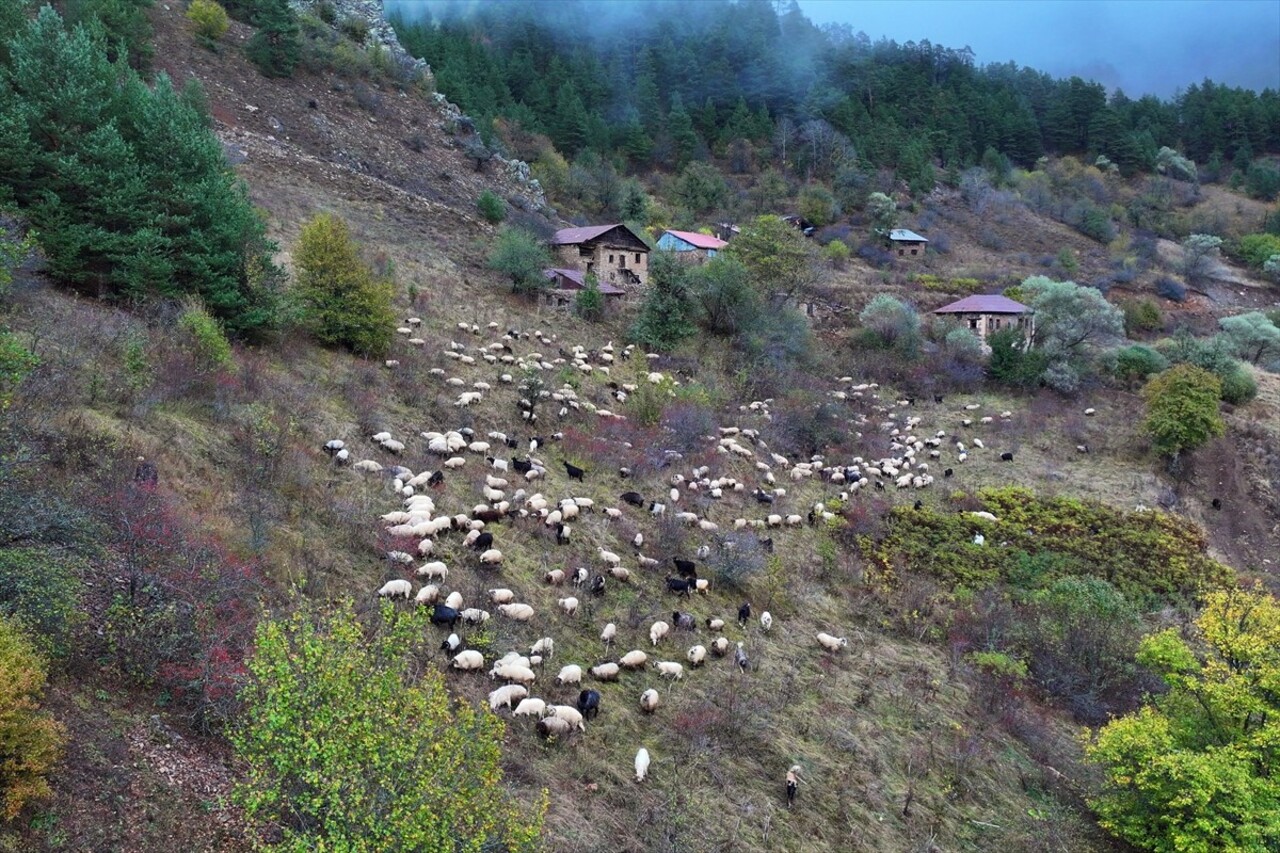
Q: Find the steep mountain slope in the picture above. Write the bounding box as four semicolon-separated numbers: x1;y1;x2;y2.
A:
3;4;1277;853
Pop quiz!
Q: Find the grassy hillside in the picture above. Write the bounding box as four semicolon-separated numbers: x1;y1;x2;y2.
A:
1;4;1277;853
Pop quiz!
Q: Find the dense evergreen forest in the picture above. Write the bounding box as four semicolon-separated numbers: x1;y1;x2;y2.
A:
392;0;1280;188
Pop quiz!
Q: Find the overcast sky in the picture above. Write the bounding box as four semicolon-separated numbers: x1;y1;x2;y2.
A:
797;0;1280;98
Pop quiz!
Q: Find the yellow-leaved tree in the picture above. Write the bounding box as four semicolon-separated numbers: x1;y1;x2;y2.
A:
231;602;544;852
1084;584;1280;852
291;213;396;357
0;615;66;820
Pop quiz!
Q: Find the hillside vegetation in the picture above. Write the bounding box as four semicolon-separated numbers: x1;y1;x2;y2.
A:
0;2;1278;852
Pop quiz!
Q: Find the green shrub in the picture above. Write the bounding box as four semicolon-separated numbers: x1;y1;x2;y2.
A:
1236;233;1280;268
1142;364;1224;458
476;190;506;224
1219;362;1258;405
0;615;66;820
186;0;229;43
177;300;233;370
573;276;604;322
1113;344;1168;384
0;331;37;412
1121;298;1163;334
822;239;849;267
0;549;84;659
292;213;395;356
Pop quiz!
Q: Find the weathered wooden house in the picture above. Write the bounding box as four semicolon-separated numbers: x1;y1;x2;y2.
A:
656;229;728;261
887;228;929;259
933;294;1034;342
551;224;649;291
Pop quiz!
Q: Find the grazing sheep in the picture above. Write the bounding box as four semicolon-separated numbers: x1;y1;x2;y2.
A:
597;547;621;567
760;611;773;631
430;605;461;629
530;637;554;659
686;645;707;667
1000;452;1014;462
711;637;730;657
444;591;464;611
816;632;849;652
694;578;710;594
576;689;601;720
558;596;580;616
734;641;750;673
656;661;684;680
451;650;484;671
589;662;620;682
417;561;449;581
554;665;583;687
544;704;586;732
513;697;546;718
536;716;574;739
414;584;441;605
672;611;696;631
639;688;661;714
649;621;670;647
353;460;383;473
563;460;586;481
489;588;515;605
479;548;504;565
377;579;413;600
609;566;632;582
498;603;535;621
488;684;528;712
460;608;490;625
665;577;693;596
493;664;537;686
786;765;802;807
600;623;617;647
619;650;649;670
706;617;725;632
737;602;752;627
440;632;462;653
544;569;566;585
635;747;651;782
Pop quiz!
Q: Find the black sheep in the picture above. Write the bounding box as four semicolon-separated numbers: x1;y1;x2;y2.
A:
737;602;752;627
430;605;460;629
754;489;775;505
665;577;693;595
1000;452;1015;462
577;689;601;720
427;470;444;489
589;574;606;595
1211;498;1222;510
563;460;586;482
471;531;494;551
759;537;774;554
672;611;696;631
511;457;533;475
621;491;646;507
943;468;953;478
673;557;698;579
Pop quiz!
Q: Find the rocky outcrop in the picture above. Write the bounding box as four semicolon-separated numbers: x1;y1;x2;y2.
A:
289;0;427;76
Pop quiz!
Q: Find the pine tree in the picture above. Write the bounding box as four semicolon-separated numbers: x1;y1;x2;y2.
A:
244;0;299;78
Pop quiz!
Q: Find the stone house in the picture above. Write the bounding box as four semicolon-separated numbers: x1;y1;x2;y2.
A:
551;224;650;291
887;228;929;259
933;294;1034;341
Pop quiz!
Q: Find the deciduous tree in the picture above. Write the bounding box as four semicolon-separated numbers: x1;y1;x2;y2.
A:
487;226;551;295
0;615;65;821
292;213;395;357
1141;364;1224;458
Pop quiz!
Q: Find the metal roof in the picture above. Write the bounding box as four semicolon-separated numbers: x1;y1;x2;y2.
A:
542;268;625;294
552;223;647;246
662;229;728;250
933;295;1032;314
888;229;929;242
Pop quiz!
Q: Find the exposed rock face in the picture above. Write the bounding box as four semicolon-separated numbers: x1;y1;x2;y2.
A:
290;0;427;76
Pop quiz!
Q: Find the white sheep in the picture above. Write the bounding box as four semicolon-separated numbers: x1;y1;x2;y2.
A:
545;704;585;732
512;697;546;718
530;637;554;660
352;460;383;473
656;661;684;680
711;637;730;657
706;618;725;632
488;684;528;711
649;621;670;647
686;645;707;667
489;588;515;605
450;650;485;671
760;611;773;631
619;649;648;669
609;566;632;582
414;584;440;605
461;608;490;625
377;579;412;600
557;596;579;616
479;548;504;565
554;664;583;686
816;632;849;652
417;561;449;581
444;591;464;610
600;623;617;646
635;747;651;782
498;603;535;621
544;569;566;585
598;547;621;567
589;662;620;681
493;663;537;685
639;688;661;713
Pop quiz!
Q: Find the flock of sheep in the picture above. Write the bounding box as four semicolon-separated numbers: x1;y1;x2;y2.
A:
322;316;1030;804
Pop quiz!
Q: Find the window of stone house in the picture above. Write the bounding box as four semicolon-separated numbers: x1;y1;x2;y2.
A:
910;249;917;255
609;254;614;263
635;253;641;263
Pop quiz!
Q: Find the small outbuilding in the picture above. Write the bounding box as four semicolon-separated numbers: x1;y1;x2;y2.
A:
541;268;625;309
933;294;1034;342
656;229;728;260
887;229;929;258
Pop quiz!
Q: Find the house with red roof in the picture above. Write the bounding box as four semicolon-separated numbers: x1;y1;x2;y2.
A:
551;224;650;291
656;229;728;260
933;294;1034;342
540;268;626;309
